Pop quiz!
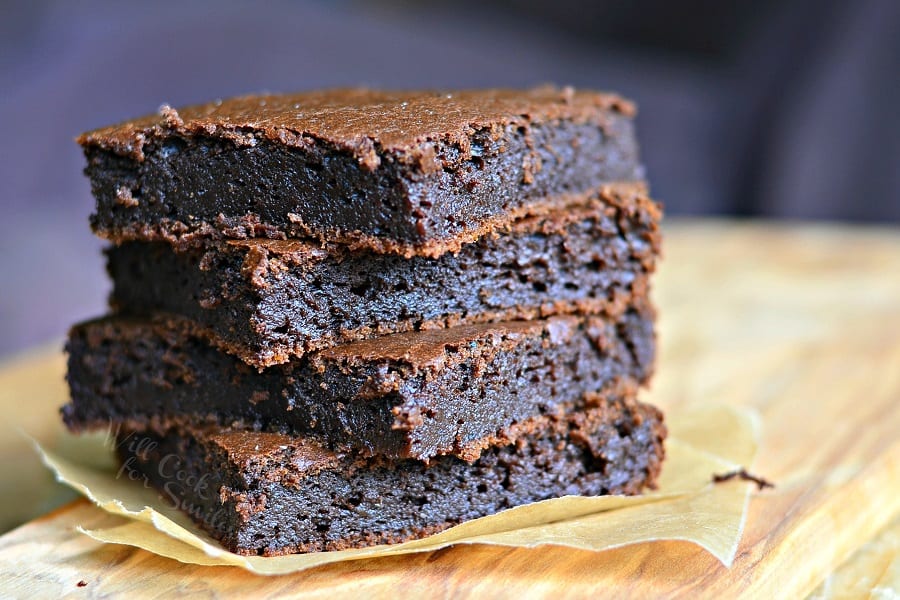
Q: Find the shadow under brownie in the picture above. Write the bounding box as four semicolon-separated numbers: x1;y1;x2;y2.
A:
115;395;666;556
106;186;660;367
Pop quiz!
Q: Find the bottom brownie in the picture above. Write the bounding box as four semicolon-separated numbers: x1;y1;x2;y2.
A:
115;395;666;556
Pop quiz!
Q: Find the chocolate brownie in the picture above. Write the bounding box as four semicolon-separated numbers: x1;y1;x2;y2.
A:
106;186;660;367
64;306;655;461
114;395;666;555
78;87;644;256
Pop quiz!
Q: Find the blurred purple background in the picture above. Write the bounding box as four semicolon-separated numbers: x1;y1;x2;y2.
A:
1;0;898;357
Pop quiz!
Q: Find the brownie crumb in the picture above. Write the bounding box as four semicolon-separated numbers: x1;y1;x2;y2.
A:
77;580;88;587
158;103;184;128
114;186;138;208
713;468;774;490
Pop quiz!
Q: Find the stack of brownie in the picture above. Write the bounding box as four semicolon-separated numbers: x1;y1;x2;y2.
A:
63;87;666;556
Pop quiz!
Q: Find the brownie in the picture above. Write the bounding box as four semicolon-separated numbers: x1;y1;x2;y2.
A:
78;87;644;256
64;306;655;461
106;185;660;367
114;395;666;556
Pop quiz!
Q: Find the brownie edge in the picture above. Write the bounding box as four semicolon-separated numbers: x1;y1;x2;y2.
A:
115;395;666;556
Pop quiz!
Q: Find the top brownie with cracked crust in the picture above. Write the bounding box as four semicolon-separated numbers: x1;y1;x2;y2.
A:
79;86;644;257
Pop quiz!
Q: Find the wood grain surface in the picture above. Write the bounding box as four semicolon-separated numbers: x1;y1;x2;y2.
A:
810;515;900;599
0;220;898;598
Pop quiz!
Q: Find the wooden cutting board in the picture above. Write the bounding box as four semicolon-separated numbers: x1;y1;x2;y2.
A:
0;221;898;598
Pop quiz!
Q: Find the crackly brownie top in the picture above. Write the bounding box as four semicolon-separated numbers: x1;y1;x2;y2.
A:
203;428;340;477
223;183;658;260
311;316;580;371
161;390;664;485
77;86;635;165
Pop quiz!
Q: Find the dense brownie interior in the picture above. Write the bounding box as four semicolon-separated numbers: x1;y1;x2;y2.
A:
107;186;660;367
65;306;655;461
115;395;666;556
